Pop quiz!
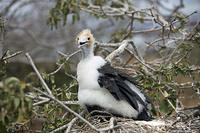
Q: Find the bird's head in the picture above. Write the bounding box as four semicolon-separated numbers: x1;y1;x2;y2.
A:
76;29;95;59
76;29;95;49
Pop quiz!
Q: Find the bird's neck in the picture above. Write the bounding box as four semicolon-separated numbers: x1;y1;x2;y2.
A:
81;45;94;60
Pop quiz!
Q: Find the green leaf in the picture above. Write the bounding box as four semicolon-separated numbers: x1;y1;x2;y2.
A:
0;121;7;133
159;99;172;114
72;15;76;24
65;62;71;73
154;83;165;89
14;98;20;110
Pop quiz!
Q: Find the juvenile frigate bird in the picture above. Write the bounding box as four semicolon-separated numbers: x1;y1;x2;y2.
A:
76;29;153;120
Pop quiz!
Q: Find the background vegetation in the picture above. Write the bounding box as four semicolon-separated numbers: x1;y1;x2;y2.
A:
0;0;200;132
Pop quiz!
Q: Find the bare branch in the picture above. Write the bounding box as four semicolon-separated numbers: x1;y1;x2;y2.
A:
50;111;86;133
78;4;154;21
65;111;86;133
2;51;23;61
105;40;131;62
48;50;81;75
25;53;54;97
182;104;200;111
26;92;79;106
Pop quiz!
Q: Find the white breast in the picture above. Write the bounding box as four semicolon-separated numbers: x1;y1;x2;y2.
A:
77;56;106;91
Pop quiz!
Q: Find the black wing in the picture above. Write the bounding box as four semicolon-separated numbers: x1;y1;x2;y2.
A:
98;63;151;111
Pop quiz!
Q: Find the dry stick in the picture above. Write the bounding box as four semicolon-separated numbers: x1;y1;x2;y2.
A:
65;111;86;133
32;87;118;132
131;27;163;34
164;41;183;66
50;111;85;133
48;63;65;75
62;101;79;105
169;81;200;88
48;50;81;75
57;50;81;59
105;40;131;62
33;99;79;106
25;53;54;97
78;4;153;20
125;48;155;71
27;93;79;106
159;88;176;112
50;124;69;133
183;104;200;111
33;99;50;106
96;41;122;47
26;88;79;106
2;51;23;60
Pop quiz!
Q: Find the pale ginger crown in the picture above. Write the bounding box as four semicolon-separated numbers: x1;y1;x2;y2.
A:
76;29;95;48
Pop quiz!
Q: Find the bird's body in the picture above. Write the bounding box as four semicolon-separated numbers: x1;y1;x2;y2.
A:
76;29;153;120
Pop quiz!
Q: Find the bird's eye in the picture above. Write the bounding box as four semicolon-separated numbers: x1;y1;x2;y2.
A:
88;37;90;40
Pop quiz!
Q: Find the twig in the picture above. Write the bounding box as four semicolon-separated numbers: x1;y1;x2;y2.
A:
26;91;79;106
182;104;200;111
2;51;23;61
78;4;153;20
25;53;54;97
33;99;79;106
50;111;85;133
105;40;131;62
132;27;163;34
159;88;177;112
168;81;200;88
57;50;81;59
48;50;81;75
48;63;65;75
50;124;69;133
95;41;122;47
125;48;155;71
65;111;86;133
65;72;77;81
33;99;50;106
27;94;79;106
63;101;79;105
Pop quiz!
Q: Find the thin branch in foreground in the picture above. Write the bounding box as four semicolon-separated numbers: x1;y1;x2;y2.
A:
25;53;54;97
49;111;86;133
182;104;200;111
26;93;79;106
65;110;86;133
48;63;64;75
48;50;81;75
1;51;23;61
57;50;81;59
105;40;131;62
32;87;119;132
26;92;79;106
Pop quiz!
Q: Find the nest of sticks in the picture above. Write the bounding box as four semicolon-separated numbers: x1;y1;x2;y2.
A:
68;110;200;133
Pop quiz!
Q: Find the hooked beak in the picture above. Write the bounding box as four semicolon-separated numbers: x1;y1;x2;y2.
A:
78;41;88;48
